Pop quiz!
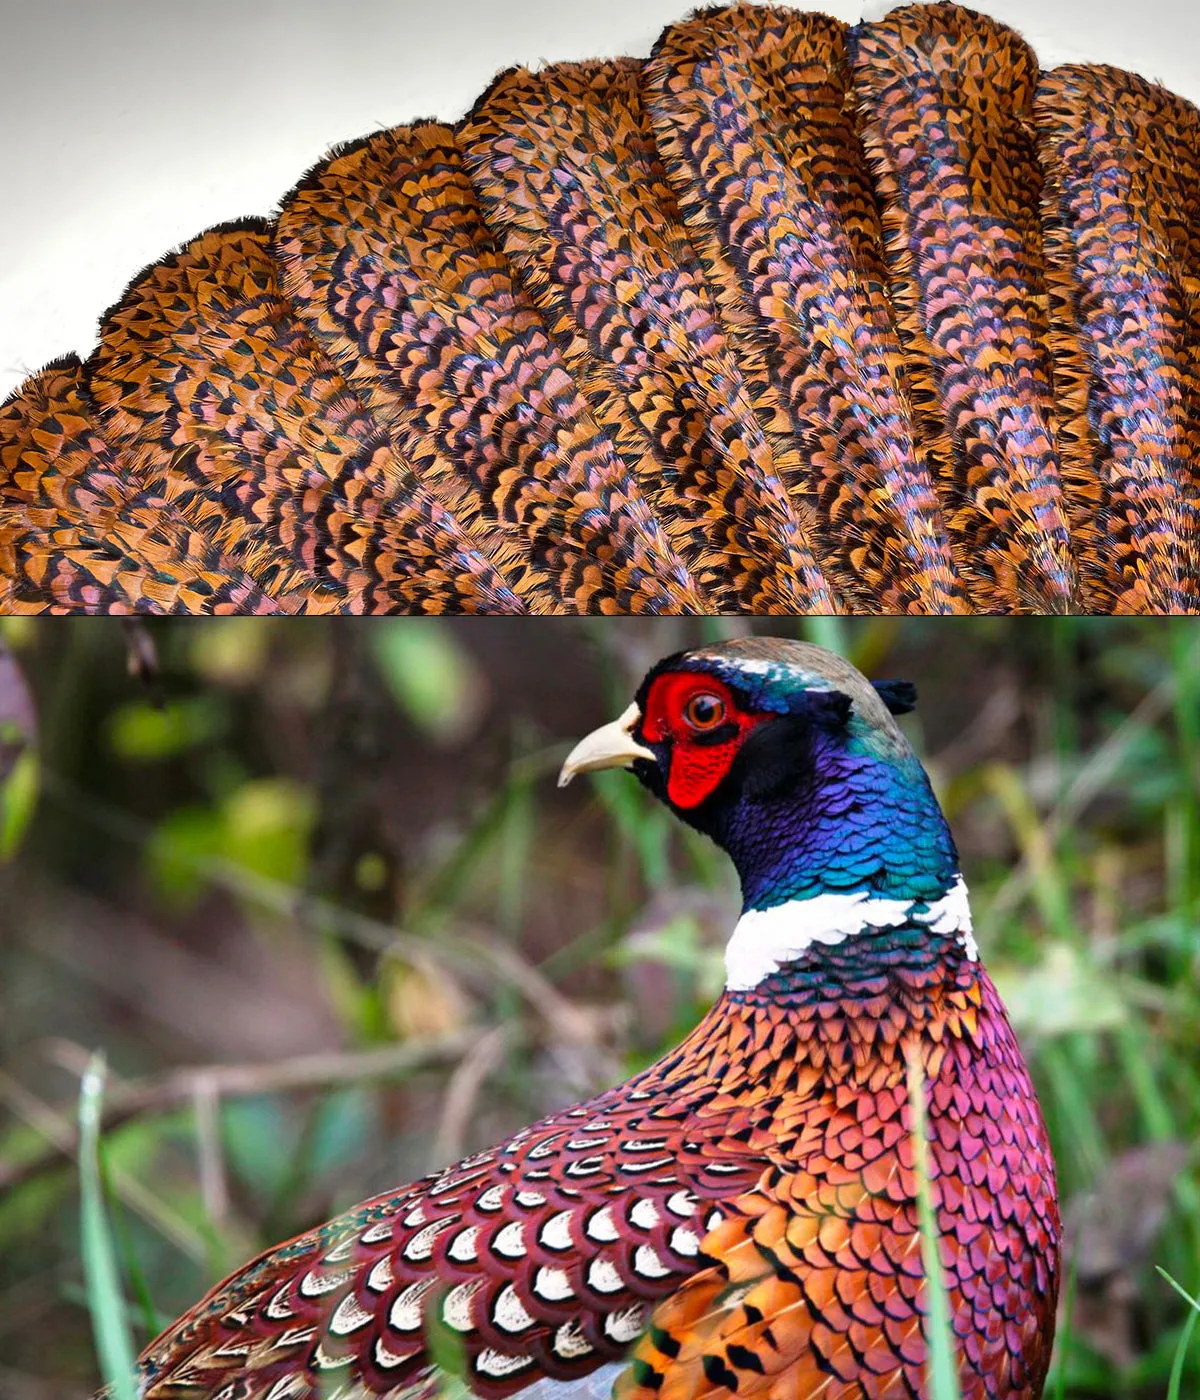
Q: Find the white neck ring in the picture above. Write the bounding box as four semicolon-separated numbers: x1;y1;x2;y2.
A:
724;875;977;991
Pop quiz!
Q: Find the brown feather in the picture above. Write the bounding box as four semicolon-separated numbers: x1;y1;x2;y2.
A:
0;358;296;614
274;123;703;614
89;225;527;614
460;59;837;613
645;4;966;614
1035;64;1200;612
849;3;1078;613
1;2;1198;615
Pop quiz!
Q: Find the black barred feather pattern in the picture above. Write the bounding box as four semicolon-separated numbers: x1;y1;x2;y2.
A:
0;356;284;614
3;2;1199;613
644;7;966;612
461;60;837;613
87;223;528;615
273;124;703;614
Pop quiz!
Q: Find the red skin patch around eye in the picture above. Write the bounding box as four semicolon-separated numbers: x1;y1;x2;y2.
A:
641;672;770;809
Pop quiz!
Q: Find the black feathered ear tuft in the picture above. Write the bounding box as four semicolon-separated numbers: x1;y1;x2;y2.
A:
873;680;918;715
804;690;854;728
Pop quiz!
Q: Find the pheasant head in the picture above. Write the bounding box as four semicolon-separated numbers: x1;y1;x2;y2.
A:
563;636;970;988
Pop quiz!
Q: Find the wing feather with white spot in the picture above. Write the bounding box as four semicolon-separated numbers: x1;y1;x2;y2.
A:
136;1064;758;1400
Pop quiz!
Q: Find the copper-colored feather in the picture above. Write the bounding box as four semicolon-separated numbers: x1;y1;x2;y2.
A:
1034;64;1200;612
273;123;703;614
461;60;837;613
0;358;288;613
2;1;1198;614
617;974;1057;1400
848;5;1078;612
89;224;527;614
645;5;965;614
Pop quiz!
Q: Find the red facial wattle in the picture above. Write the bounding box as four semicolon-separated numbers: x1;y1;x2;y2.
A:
640;672;770;809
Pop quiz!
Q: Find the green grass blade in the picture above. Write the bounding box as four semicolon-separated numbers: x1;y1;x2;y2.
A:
79;1053;140;1400
906;1049;964;1400
1166;1309;1199;1400
1051;1238;1079;1400
102;1147;167;1339
424;1287;472;1400
1157;1267;1200;1400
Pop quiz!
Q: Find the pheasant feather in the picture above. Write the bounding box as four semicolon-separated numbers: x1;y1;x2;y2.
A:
462;61;834;611
1034;65;1200;612
645;5;964;613
274;123;701;614
1;2;1197;613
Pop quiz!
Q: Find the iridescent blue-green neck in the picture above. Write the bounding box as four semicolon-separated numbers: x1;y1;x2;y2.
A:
716;725;959;914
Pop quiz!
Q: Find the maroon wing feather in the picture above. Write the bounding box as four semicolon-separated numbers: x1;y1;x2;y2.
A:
137;1023;763;1400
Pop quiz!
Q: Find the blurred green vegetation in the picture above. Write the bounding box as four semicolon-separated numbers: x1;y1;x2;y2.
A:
0;617;1197;1399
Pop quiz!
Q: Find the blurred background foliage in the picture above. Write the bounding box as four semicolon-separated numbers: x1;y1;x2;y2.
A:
0;617;1197;1399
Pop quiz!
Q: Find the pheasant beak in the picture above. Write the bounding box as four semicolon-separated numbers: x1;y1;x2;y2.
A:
558;703;657;787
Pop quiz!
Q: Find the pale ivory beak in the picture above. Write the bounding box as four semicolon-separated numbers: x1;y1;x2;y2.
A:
558;703;657;788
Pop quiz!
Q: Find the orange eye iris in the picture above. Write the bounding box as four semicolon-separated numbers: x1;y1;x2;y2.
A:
683;692;726;731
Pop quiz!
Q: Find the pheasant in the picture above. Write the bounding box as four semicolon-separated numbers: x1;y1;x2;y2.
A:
2;2;1198;616
128;637;1061;1400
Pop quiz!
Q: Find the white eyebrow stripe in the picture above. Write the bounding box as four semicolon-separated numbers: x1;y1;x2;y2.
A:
724;875;976;990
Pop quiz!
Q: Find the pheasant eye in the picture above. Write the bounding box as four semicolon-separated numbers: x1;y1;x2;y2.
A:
683;693;726;731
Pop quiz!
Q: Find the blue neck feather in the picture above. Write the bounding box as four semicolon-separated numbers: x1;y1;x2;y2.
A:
718;729;959;913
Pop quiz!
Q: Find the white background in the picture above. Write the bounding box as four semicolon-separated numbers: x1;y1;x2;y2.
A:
2;0;1199;401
